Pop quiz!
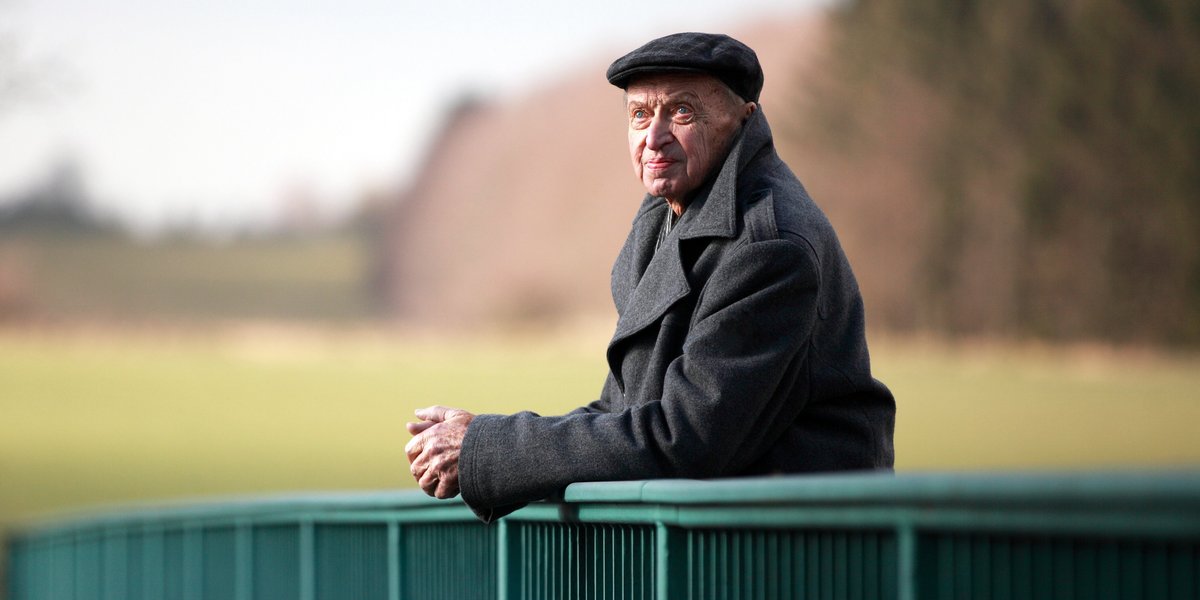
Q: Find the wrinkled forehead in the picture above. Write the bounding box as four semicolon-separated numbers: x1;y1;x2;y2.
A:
623;72;733;106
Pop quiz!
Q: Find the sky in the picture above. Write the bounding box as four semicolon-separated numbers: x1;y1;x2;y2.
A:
0;0;832;233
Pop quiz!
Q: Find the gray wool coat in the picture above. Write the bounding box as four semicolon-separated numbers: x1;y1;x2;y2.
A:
459;108;895;522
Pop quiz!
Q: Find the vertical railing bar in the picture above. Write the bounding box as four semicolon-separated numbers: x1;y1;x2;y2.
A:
609;524;614;600
643;526;650;600
50;534;59;600
108;526;124;600
834;530;847;600
690;528;696;600
619;526;625;600
183;525;201;600
543;523;550;600
388;521;400;600
568;523;576;600
530;523;539;600
897;523;917;600
601;525;608;600
757;530;766;600
497;519;509;600
234;520;251;600
552;522;558;600
299;520;314;600
68;531;79;600
724;528;733;599
545;523;552;600
146;525;163;600
543;522;549;600
655;523;669;600
722;529;730;600
522;523;530;599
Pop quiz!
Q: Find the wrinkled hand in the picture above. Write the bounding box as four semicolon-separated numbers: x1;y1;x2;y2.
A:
405;405;475;499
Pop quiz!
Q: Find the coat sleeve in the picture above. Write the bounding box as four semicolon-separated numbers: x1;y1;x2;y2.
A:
458;238;820;522
568;373;621;415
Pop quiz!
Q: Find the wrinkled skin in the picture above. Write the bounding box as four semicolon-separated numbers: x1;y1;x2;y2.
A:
626;73;757;215
405;406;475;499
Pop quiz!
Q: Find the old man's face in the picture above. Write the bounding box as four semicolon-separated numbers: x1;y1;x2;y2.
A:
626;73;754;207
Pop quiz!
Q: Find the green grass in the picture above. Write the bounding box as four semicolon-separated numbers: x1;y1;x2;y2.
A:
878;338;1200;469
2;328;1198;534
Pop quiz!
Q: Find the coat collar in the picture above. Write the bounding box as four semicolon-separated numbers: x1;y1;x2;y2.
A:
607;109;777;362
674;106;775;240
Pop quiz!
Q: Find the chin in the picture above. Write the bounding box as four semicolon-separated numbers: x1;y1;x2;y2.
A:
644;180;677;199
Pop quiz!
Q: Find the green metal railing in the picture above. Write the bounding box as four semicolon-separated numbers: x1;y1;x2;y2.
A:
5;471;1200;599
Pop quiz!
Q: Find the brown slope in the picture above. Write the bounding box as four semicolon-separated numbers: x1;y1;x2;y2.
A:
382;13;859;329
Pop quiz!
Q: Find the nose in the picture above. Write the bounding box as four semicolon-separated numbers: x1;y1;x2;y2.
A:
644;113;674;151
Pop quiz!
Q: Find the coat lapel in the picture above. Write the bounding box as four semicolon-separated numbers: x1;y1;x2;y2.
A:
609;206;691;348
610;195;664;316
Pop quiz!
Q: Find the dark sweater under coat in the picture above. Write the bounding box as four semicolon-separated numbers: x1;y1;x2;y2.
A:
459;108;896;522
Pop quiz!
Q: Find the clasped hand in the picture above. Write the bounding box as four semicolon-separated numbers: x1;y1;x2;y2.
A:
405;405;475;499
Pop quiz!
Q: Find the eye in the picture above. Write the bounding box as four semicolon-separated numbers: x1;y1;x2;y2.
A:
673;105;694;120
630;107;651;128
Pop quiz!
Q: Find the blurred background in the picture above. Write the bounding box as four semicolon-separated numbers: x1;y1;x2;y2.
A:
2;0;1198;550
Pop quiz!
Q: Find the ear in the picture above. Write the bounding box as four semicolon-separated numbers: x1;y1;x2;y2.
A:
742;101;758;121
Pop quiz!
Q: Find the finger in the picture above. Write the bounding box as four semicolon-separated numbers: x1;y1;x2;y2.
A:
418;469;439;496
406;420;436;435
434;476;459;500
405;430;432;462
414;405;451;423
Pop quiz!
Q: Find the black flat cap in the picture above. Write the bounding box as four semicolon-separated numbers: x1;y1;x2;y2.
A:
606;32;764;103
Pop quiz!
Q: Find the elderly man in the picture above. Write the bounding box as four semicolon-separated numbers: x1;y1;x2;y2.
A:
406;32;895;522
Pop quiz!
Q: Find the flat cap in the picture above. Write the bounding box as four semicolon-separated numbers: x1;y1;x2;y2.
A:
606;32;764;103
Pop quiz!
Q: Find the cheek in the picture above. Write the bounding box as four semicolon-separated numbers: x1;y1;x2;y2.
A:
628;132;645;168
681;131;712;173
694;122;734;172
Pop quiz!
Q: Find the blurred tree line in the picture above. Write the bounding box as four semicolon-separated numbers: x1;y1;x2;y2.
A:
814;0;1200;345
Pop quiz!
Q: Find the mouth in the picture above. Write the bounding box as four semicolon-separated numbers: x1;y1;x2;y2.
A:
644;158;677;172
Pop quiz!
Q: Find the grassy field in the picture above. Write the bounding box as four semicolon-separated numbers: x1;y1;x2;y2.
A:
2;326;1199;534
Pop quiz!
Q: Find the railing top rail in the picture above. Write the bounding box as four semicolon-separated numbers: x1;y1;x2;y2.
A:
565;469;1200;506
10;489;447;534
10;469;1200;539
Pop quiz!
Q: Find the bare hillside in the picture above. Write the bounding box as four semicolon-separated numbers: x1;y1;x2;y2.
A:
381;13;876;328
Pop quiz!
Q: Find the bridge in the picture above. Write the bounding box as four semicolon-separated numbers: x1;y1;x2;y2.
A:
6;471;1200;599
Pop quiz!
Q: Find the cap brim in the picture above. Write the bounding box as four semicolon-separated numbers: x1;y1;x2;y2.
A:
607;65;712;89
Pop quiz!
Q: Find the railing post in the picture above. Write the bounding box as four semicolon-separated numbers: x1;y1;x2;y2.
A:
102;527;127;600
897;523;918;600
143;526;164;600
388;521;401;600
497;519;523;600
299;520;314;600
235;521;251;600
183;526;202;600
497;519;509;600
655;522;685;600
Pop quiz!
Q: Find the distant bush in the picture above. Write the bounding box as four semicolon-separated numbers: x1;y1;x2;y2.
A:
817;0;1200;345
